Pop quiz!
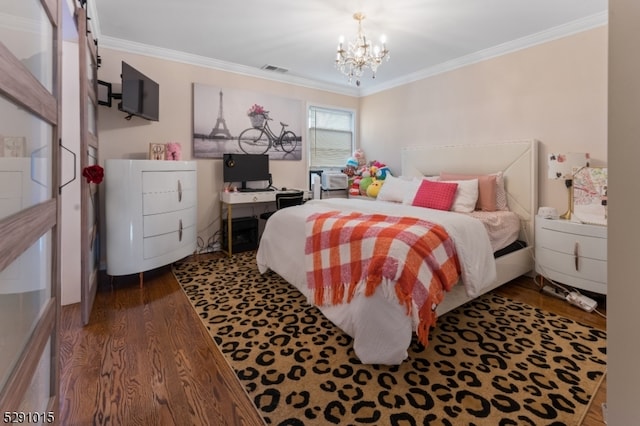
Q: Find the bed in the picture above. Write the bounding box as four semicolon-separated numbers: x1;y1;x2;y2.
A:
257;140;538;364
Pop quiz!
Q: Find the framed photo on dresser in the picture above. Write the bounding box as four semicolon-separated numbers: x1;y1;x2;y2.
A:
1;136;26;157
149;143;166;160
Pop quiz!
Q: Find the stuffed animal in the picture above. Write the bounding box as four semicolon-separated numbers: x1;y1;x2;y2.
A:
344;156;359;177
366;179;384;198
165;142;182;161
376;166;390;180
359;176;374;195
353;148;366;166
348;178;361;196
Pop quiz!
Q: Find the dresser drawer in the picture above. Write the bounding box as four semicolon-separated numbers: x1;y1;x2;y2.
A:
143;224;196;259
143;207;196;238
142;170;196;193
143;188;196;215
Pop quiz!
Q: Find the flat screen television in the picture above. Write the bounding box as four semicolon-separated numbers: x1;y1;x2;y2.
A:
118;61;159;121
223;154;271;190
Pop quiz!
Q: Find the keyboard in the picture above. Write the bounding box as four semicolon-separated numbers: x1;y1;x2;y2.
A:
238;188;274;192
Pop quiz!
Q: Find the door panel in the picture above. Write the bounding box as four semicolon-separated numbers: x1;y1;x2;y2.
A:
0;232;52;390
77;6;99;325
0;0;54;92
0;0;60;414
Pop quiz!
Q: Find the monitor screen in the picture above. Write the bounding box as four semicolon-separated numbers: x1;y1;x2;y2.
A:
223;154;270;187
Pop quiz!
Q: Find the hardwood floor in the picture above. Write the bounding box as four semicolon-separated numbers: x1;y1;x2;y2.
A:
59;254;606;425
58;259;264;426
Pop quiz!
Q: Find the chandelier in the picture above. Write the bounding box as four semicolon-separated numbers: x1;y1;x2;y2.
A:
335;12;389;86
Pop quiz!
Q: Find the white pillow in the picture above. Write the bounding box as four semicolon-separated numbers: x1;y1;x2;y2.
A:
376;174;413;203
440;179;479;212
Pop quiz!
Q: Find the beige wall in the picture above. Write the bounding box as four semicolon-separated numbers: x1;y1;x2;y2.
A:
98;26;607;251
359;26;608;213
97;49;358;250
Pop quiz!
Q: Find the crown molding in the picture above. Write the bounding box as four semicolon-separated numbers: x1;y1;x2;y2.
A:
93;10;607;99
359;11;608;96
97;36;360;97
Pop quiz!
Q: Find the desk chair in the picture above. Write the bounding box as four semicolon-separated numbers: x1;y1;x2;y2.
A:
259;191;304;221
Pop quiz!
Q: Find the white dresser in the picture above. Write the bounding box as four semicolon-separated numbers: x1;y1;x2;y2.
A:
105;160;197;283
535;216;607;294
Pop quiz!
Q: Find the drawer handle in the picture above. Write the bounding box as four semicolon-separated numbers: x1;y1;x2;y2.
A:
179;219;183;241
178;179;183;202
574;242;579;271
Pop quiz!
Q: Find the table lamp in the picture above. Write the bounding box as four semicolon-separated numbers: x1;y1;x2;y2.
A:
548;152;590;220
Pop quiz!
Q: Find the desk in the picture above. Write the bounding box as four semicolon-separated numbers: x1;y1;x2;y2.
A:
219;190;307;255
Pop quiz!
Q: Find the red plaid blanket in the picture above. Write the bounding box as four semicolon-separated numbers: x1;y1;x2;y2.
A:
305;211;461;345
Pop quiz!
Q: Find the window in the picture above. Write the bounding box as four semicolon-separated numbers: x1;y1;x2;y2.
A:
308;106;354;169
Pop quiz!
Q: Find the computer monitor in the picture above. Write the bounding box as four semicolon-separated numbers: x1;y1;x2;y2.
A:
222;154;270;190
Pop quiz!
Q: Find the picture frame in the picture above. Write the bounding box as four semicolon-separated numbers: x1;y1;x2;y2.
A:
192;83;302;160
149;143;166;160
572;166;607;226
1;136;26;157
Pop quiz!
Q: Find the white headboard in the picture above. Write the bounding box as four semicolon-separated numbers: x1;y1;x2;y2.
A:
401;140;538;244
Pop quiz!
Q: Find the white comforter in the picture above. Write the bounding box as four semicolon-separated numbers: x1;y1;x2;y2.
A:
256;198;496;364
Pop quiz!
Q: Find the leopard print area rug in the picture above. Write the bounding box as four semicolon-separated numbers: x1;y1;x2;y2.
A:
173;252;606;426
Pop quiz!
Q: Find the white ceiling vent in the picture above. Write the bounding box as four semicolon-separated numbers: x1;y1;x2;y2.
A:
261;64;288;73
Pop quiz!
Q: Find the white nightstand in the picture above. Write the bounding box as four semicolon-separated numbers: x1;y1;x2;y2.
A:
535;216;607;294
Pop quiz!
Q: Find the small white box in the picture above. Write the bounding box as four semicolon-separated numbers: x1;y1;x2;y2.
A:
321;172;348;190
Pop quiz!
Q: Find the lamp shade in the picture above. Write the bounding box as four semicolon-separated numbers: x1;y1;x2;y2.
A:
548;152;590;179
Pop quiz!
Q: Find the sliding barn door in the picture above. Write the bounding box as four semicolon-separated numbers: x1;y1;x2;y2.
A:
0;0;62;415
76;4;100;325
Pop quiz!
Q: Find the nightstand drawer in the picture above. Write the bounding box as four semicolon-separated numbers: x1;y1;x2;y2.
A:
536;247;606;283
536;226;606;261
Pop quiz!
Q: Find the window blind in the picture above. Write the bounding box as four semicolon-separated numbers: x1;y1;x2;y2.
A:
308;106;354;168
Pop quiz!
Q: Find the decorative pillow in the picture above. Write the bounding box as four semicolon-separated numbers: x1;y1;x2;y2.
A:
376;174;411;203
440;179;479;213
402;176;439;205
411;179;458;211
440;172;497;211
493;171;508;211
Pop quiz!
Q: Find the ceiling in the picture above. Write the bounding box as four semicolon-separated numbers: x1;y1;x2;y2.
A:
90;0;608;96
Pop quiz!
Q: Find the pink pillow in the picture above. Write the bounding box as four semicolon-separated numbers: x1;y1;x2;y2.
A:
412;180;458;211
440;172;497;211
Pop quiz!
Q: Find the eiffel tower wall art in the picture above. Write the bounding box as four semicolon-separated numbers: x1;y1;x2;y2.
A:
192;83;303;160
